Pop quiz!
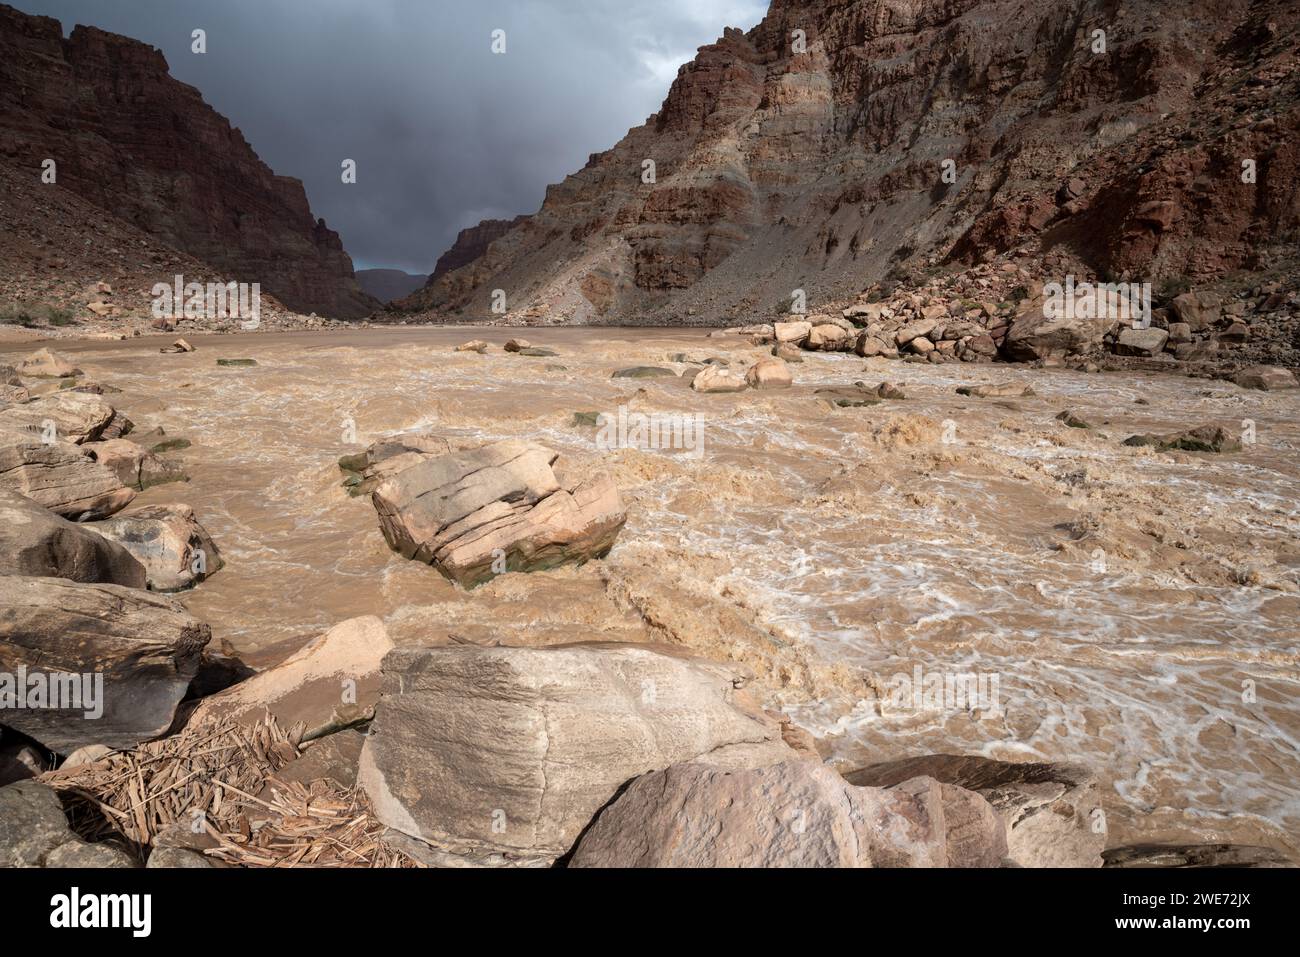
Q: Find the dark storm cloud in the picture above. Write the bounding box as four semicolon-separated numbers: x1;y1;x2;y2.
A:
19;0;769;272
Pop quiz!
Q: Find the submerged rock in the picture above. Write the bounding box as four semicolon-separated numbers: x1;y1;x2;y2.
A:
746;359;793;389
371;439;626;587
957;381;1036;398
359;643;797;865
1123;426;1242;454
692;364;748;393
611;366;676;379
570;760;1007;868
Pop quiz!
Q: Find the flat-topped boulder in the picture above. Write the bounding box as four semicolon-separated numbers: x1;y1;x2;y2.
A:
89;504;222;592
0;488;144;586
570;760;1007;868
359;642;797;865
84;438;187;491
0;577;210;752
337;430;451;497
16;348;81;379
371;439;625;588
0;430;136;520
0;391;118;445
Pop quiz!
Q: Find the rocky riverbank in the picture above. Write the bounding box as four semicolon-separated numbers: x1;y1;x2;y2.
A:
2;330;1297;867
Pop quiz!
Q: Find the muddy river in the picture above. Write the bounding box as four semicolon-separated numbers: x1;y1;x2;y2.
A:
7;326;1299;854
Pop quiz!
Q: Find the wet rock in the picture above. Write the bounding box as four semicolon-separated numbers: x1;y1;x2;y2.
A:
359;643;797;865
691;365;748;393
0;391;118;445
1123;426;1242;454
0;430;137;520
216;358;257;367
84;438;187;491
1113;326;1169;357
17;348;81;379
571;411;602;427
516;347;558;357
874;381;907;400
0;577;210;751
845;754;1104;868
745;359;793;389
89;504;223;592
372;439;626;588
771;343;804;362
1102;843;1293;868
611;366;676;379
816;386;881;408
957;382;1036;398
1056;410;1093;429
503;339;530;353
570;760;1006;868
1233;365;1298;391
455;340;489;353
191;616;391;738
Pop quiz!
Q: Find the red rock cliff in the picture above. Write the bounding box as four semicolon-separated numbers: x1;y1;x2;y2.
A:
0;3;377;319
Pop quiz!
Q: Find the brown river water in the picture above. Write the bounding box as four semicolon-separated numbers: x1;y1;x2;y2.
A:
7;326;1300;855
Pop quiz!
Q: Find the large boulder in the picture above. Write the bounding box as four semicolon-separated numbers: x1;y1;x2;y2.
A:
807;324;852;351
0;430;136;520
845;754;1105;867
0;577;210;752
88;504;222;592
190;616;391;737
0;488;145;586
569;760;1007;868
1113;326;1169;357
371;440;626;588
745;359;793;389
1002;303;1110;361
1233;365;1298;391
359;642;797;865
0;392;118;445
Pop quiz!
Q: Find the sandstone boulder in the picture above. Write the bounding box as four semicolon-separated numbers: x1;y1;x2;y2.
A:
455;340;489;353
84;438;187;491
1233;365;1298;391
956;382;1036;398
372;440;626;588
774;320;812;344
845;754;1104;867
0;392;117;445
1113;326;1169;357
807;324;852;351
503;339;530;353
691;365;748;393
89;504;222;592
1003;305;1110;361
0;430;136;520
359;643;797;864
1170;292;1220;331
338;430;451;497
569;760;1007;868
0;577;210;752
17;348;80;379
745;359;793;389
0;487;145;586
191;616;391;738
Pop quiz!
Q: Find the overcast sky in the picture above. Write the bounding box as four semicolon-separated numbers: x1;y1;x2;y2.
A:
20;0;768;273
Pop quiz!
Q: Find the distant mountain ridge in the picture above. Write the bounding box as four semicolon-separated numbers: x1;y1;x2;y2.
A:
356;269;427;305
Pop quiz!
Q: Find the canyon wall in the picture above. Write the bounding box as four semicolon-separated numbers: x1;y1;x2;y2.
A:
0;3;377;319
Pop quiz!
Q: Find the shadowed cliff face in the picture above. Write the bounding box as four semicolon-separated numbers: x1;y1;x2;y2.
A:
0;3;378;319
399;0;1298;325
